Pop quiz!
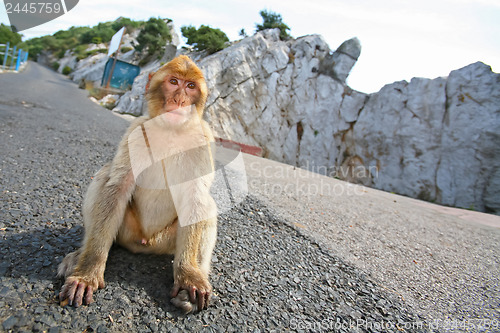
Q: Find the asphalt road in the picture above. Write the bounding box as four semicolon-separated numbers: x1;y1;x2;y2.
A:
0;62;499;332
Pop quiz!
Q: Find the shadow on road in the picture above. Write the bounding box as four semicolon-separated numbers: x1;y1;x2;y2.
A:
0;225;177;313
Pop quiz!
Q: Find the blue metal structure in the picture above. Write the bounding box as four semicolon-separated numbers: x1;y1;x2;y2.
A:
101;57;140;90
0;42;29;71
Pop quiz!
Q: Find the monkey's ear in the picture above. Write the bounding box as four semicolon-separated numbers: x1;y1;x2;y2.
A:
145;71;156;93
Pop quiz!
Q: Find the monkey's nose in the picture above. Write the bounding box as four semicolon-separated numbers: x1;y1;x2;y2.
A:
173;98;183;107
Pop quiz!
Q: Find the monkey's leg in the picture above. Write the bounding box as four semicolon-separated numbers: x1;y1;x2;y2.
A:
115;201;148;252
58;163;113;280
170;215;217;313
146;219;178;254
59;163;135;307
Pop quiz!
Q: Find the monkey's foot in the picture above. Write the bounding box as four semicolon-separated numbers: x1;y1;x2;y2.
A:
170;281;212;313
59;275;104;307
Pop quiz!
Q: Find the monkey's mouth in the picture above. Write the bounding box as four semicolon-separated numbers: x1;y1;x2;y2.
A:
160;105;197;125
167;105;188;113
164;103;191;112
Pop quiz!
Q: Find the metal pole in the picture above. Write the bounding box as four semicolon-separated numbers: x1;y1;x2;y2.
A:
2;42;9;69
105;27;126;89
15;49;22;71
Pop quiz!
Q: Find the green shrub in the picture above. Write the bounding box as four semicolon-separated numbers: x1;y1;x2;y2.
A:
135;18;172;56
79;22;115;44
255;10;291;40
85;48;108;57
57;49;66;59
21;18;143;61
181;25;229;54
112;18;143;33
239;28;248;38
24;26;91;60
0;23;22;45
62;66;72;75
74;44;89;60
121;46;134;53
52;62;60;71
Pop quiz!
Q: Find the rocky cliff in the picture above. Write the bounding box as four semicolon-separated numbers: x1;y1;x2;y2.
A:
101;29;500;214
345;63;500;213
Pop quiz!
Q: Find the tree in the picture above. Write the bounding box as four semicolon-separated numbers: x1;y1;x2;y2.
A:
181;25;229;54
111;17;143;33
135;18;172;56
0;24;22;45
239;28;248;38
255;10;291;40
79;22;115;44
0;24;23;63
21;18;144;61
54;26;91;49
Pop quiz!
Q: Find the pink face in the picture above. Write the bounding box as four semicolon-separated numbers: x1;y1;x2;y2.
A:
162;75;201;113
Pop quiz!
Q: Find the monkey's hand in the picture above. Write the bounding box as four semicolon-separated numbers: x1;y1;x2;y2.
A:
170;274;212;313
59;274;105;307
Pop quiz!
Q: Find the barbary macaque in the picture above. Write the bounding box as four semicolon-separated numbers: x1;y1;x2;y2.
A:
58;55;217;313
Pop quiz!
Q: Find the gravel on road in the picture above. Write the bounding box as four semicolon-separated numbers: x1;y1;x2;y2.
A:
242;154;500;331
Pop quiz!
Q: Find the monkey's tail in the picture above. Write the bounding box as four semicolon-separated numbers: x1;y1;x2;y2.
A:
57;249;82;278
171;289;198;313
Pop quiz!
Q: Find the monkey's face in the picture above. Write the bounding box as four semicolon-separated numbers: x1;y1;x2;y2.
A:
162;75;201;114
147;56;207;119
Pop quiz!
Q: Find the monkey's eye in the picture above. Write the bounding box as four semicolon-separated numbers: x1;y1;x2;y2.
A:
169;78;178;85
187;82;196;89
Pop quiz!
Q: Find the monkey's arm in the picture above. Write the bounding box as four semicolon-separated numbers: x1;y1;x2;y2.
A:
171;213;217;312
168;140;218;312
60;118;146;307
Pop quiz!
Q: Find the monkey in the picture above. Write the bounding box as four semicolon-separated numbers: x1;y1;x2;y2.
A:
57;55;217;313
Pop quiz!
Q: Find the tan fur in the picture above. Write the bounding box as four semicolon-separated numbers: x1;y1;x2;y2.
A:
147;55;207;118
58;56;217;312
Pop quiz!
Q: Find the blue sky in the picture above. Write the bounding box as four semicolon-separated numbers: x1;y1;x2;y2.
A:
1;0;499;93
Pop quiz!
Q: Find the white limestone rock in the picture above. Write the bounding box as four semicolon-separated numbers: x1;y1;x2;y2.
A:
70;53;108;86
57;50;78;74
484;168;500;214
166;21;181;47
319;37;361;83
85;43;107;52
345;77;447;199
342;62;499;213
436;62;500;212
200;30;343;168
112;69;149;116
98;94;120;108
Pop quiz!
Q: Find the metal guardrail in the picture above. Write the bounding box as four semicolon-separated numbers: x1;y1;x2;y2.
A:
0;42;29;71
